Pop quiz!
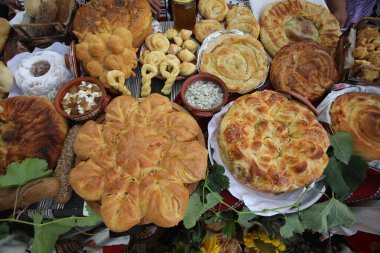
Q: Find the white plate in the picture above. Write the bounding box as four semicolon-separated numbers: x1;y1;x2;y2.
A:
208;102;326;216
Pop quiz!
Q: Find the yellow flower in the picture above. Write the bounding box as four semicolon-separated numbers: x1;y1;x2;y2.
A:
200;234;221;253
243;230;286;253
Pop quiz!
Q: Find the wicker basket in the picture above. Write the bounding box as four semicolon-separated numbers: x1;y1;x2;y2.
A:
12;1;78;50
336;16;380;87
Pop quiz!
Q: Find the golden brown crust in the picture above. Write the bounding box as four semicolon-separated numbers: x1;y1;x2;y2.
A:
70;94;207;232
259;0;339;57
0;96;68;175
194;19;224;43
270;41;339;102
218;91;329;193
330;93;380;161
200;34;269;93
225;7;259;38
198;0;228;22
73;0;152;48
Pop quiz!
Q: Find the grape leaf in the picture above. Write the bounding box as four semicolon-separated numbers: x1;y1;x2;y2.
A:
0;223;9;240
301;198;356;233
237;207;256;229
183;192;221;229
329;132;353;165
207;165;230;192
0;159;51;187
222;221;236;237
32;209;102;253
342;155;367;194
280;214;304;238
324;157;350;199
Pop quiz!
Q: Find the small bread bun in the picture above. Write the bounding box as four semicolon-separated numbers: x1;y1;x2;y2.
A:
165;28;178;40
183;39;198;53
180;62;197;76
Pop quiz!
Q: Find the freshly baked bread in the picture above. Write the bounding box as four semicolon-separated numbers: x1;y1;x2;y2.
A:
225;6;260;38
194;19;224;43
270;41;338;102
73;0;152;48
0;18;10;53
225;6;253;24
259;0;340;57
70;94;207;232
0;96;68;175
145;33;170;53
330;93;380;161
200;34;269;93
198;0;228;22
218;90;329;193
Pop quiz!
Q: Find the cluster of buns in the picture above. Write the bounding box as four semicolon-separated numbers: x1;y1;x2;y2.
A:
330;93;380;161
195;4;259;43
139;29;198;96
271;41;339;102
259;0;339;57
200;34;269;93
75;20;137;92
73;0;152;48
0;96;68;175
69;94;207;232
352;26;380;82
218;90;329;193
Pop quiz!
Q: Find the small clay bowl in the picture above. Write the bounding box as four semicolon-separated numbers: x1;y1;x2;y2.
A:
54;77;111;122
181;72;229;117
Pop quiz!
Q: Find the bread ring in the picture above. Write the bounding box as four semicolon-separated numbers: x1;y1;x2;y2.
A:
144;51;166;68
141;64;158;97
139;49;151;64
166;54;181;67
106;70;131;96
160;59;179;95
145;33;170;53
198;0;228;21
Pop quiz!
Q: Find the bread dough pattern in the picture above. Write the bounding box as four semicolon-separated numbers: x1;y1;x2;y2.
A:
331;93;380;161
70;94;207;232
218;91;329;193
259;0;340;57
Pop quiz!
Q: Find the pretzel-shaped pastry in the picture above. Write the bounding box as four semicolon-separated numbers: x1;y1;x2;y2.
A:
106;70;131;96
141;64;158;97
144;51;166;68
160;59;179;95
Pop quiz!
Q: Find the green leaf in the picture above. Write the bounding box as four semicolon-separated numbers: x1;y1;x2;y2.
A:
280;214;304;238
329;132;353;165
85;205;102;221
207;165;230;192
0;159;51;187
301;198;356;233
324;157;351;199
31;211;102;253
0;223;9;240
222;221;236;237
237;207;256;229
343;155;367;194
183;192;221;229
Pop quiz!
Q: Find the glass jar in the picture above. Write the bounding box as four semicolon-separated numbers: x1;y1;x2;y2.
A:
171;0;196;31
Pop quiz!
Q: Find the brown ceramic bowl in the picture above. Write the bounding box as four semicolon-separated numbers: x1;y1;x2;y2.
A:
181;72;229;117
54;77;111;122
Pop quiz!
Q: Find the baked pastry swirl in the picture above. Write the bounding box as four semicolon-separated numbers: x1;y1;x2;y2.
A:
225;7;260;39
70;94;207;232
200;34;269;93
218;90;329;193
330;93;380;161
0;96;68;175
194;20;224;43
270;41;339;102
259;0;340;57
198;0;228;22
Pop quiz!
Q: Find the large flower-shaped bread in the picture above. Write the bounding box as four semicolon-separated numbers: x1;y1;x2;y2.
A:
69;94;207;232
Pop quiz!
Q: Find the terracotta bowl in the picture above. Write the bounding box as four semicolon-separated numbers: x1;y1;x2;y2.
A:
54;77;111;122
181;72;229;117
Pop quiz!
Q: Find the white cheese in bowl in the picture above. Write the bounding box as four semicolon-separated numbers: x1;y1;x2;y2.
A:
185;80;224;110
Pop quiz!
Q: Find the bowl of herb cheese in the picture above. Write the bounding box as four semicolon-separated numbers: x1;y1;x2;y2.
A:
181;72;229;117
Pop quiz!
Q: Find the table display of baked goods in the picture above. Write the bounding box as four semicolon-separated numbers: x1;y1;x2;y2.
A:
2;0;380;251
139;29;199;97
